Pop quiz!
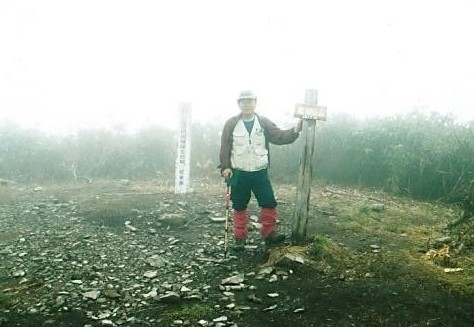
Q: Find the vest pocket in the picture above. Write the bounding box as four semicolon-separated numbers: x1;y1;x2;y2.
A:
233;131;247;146
254;148;268;156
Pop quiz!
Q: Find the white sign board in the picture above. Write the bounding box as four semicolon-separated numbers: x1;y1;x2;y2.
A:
175;102;192;194
294;104;327;121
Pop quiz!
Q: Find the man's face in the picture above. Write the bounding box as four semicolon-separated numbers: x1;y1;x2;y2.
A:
238;98;256;115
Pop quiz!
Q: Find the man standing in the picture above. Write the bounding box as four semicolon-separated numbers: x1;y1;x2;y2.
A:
219;90;302;250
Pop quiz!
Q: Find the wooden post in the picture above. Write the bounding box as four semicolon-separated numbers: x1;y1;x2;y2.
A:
292;90;327;242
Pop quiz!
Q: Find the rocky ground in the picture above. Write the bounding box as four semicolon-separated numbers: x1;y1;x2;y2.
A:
0;179;473;327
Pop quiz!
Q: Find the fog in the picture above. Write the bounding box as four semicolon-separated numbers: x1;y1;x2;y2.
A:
1;0;474;135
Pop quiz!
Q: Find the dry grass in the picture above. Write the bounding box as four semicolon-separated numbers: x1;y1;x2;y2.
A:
274;183;474;294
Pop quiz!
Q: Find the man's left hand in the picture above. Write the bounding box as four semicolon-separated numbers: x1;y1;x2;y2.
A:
222;168;233;179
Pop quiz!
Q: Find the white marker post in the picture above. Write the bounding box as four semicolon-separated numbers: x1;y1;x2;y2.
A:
175;102;192;194
292;89;327;242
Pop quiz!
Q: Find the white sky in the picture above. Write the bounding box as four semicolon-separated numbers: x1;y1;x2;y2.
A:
1;0;473;134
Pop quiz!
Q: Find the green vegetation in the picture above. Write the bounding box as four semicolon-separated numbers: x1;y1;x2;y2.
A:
1;109;473;218
308;234;329;260
163;304;214;323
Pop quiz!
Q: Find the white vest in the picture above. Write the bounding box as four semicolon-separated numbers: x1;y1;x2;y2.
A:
231;117;269;171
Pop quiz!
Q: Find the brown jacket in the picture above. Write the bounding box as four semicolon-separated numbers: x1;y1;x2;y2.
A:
219;114;300;172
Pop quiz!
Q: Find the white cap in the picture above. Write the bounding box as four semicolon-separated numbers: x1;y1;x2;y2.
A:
237;90;257;102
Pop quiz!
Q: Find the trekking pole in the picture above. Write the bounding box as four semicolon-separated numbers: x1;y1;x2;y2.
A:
224;183;230;256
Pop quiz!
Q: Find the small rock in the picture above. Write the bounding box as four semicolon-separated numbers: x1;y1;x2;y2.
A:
83;290;101;300
0;248;12;255
146;255;168;268
55;296;65;307
221;274;244;285
263;304;277;311
143;270;158;278
213;316;227;322
169;238;180;245
180;286;191;292
12;270;26;277
258;267;274;276
282;253;305;264
143;287;158;299
268;275;278;282
209;217;226;223
225;303;236;309
125;222;138;232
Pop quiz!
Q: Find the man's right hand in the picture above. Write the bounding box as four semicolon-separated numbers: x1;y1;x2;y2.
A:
222;168;233;179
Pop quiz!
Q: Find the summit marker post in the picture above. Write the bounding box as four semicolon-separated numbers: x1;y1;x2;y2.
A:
292;89;327;242
175;102;192;194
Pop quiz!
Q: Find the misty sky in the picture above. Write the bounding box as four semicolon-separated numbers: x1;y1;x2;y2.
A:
1;0;473;134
